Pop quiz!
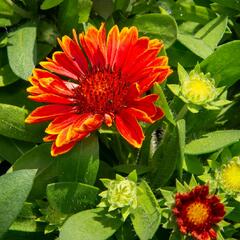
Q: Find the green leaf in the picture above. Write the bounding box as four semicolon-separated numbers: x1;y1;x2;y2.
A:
0;169;37;238
11;143;55;199
153;83;175;125
47;182;99;214
57;135;99;185
78;0;93;23
211;0;240;11
177;63;189;84
7;22;37;80
172;2;215;24
59;208;122;240
200;41;240;87
58;0;92;34
0;135;34;164
195;16;228;50
131;181;161;240
0;64;18;86
177;32;213;59
93;0;113;19
0;1;15;16
183;155;204;175
40;0;64;10
0;104;45;142
137;120;163;166
185;130;240;155
168;84;181;96
151;124;179;186
167;41;201;67
0;1;21;27
0;81;38;111
128;13;177;48
177;16;227;59
114;0;130;11
176;119;185;178
115;221;136;240
12;143;53;171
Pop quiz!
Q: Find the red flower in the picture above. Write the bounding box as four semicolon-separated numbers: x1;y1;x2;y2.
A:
172;185;225;240
25;23;171;156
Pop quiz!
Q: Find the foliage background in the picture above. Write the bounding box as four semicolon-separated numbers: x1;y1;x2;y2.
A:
0;0;240;239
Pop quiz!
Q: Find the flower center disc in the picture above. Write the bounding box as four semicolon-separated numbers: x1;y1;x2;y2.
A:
222;163;240;192
186;202;209;225
75;68;128;114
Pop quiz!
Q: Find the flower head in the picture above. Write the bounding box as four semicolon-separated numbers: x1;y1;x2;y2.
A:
172;185;225;240
98;171;138;220
218;156;240;196
25;23;171;156
168;64;230;113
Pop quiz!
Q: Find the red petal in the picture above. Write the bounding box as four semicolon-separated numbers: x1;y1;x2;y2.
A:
151;107;164;121
115;110;144;148
43;134;57;142
107;25;120;68
209;228;217;239
40;52;79;80
25;105;76;123
115;27;138;70
27;86;44;95
58;35;89;74
37;77;75;97
55;125;88;147
74;113;103;132
51;141;76;156
45;114;80;134
80;34;105;67
29;94;74;104
120;37;149;74
129;94;159;117
126;108;154;123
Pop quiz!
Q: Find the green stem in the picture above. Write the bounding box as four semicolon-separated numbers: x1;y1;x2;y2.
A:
5;0;32;18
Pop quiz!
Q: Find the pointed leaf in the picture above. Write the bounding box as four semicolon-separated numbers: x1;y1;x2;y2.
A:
0;169;37;238
200;41;240;87
128;13;177;48
59;208;122;240
47;182;99;214
131;181;161;240
185;130;240;155
7;22;37;80
57;135;99;185
0;104;45;142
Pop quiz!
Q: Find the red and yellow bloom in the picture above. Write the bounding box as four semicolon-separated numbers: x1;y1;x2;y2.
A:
25;23;171;156
172;185;225;240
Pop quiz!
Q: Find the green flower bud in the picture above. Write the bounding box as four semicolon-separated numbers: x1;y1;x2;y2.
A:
181;72;216;105
98;171;138;219
107;179;137;208
168;64;231;113
218;156;240;195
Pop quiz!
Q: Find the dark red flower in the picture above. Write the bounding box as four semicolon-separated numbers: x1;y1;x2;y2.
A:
172;185;225;240
25;23;171;156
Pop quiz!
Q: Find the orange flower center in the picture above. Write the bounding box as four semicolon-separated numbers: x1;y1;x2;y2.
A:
75;68;129;114
186;202;209;225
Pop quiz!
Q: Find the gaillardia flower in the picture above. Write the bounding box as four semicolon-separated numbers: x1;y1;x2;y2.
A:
25;23;171;156
172;185;225;240
168;64;230;113
218;156;240;199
